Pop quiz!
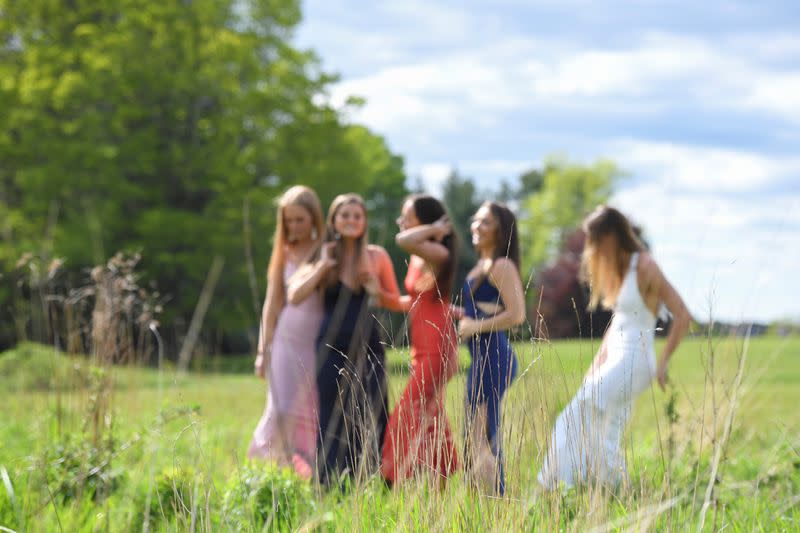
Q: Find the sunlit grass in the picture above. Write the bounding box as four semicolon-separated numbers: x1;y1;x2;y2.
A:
2;335;799;530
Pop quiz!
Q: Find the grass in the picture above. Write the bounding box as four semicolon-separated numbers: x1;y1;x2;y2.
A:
2;335;799;531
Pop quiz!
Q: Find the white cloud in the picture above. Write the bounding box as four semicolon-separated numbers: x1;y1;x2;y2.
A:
745;73;800;120
417;163;452;191
610;153;800;322
729;33;800;61
611;139;800;193
297;4;800;321
326;30;800;138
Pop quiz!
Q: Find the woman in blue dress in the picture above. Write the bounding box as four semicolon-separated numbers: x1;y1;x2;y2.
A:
456;201;526;495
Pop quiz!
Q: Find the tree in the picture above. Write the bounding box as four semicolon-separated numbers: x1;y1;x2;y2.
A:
533;229;612;339
511;157;621;340
497;168;544;205
519;157;621;276
441;170;480;297
0;0;408;352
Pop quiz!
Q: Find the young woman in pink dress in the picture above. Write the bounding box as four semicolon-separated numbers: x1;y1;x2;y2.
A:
248;185;326;478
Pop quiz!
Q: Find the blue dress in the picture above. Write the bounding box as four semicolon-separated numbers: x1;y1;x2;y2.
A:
463;276;519;494
315;281;388;485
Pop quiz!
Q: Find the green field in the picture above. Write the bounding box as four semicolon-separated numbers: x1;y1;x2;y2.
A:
2;335;799;531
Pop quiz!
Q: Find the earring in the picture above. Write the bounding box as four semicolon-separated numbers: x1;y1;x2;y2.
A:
311;228;318;240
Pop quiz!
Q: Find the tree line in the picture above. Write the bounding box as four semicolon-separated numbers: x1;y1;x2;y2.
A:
0;0;622;354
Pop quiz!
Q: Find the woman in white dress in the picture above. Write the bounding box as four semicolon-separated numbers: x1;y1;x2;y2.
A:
538;205;691;489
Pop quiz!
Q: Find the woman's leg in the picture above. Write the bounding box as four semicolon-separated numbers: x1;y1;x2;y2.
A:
316;349;347;484
382;358;427;483
482;344;517;494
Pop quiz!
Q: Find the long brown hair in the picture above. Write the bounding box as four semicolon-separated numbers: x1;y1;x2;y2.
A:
407;194;458;299
266;185;325;289
321;193;371;288
581;205;644;310
469;201;521;292
485;201;521;271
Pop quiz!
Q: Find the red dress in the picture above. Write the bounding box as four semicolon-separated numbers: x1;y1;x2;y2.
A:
381;258;459;483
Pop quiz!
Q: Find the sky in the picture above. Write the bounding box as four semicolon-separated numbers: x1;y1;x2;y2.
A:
295;0;800;324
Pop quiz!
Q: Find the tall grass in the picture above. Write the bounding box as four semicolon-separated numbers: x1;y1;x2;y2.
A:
1;252;799;531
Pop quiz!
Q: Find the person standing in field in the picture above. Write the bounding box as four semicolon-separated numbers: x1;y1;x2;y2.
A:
287;193;401;485
379;195;460;487
248;185;326;479
538;205;691;489
456;201;526;495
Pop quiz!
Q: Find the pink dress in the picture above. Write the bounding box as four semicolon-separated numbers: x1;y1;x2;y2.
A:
248;260;323;463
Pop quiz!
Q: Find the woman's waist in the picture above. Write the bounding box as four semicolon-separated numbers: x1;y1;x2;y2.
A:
275;309;323;337
469;333;514;356
409;312;454;336
607;320;656;341
604;337;656;360
409;330;457;356
280;303;323;320
317;317;379;343
605;330;656;347
470;328;510;341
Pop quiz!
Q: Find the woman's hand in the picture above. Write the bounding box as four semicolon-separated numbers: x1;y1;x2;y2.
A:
431;216;452;242
320;242;338;270
254;347;270;379
458;317;481;340
656;359;669;391
359;269;381;297
450;305;465;320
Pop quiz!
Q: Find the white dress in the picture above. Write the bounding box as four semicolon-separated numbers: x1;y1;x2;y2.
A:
538;252;657;488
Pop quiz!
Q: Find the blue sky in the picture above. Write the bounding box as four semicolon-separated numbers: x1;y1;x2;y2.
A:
295;0;800;323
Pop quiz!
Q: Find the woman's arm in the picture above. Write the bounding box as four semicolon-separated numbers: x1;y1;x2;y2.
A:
286;242;336;305
364;246;410;312
395;218;451;265
458;258;526;339
642;254;692;390
254;276;284;378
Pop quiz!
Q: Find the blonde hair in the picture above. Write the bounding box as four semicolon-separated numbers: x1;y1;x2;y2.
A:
581;205;643;310
267;186;325;289
321;193;371;288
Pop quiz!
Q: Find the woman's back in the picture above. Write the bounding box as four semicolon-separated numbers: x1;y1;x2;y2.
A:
606;252;657;350
406;259;454;354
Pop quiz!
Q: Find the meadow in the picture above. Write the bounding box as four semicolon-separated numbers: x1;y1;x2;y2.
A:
1;334;799;531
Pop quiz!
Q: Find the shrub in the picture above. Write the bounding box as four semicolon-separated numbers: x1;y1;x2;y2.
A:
41;437;125;504
0;342;89;391
223;463;315;531
139;466;207;527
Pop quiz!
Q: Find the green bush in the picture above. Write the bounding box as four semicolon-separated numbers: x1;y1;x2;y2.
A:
139;466;208;527
0;342;89;391
223;463;315;531
41;437;125;504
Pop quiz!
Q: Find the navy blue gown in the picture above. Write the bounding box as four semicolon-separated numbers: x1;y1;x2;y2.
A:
315;281;388;485
463;276;519;494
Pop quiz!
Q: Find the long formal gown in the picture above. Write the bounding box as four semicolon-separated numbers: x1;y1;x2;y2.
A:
463;275;518;495
248;260;322;464
315;281;389;484
381;260;459;484
538;252;657;488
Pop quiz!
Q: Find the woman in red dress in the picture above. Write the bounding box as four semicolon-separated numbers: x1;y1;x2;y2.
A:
379;194;460;486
